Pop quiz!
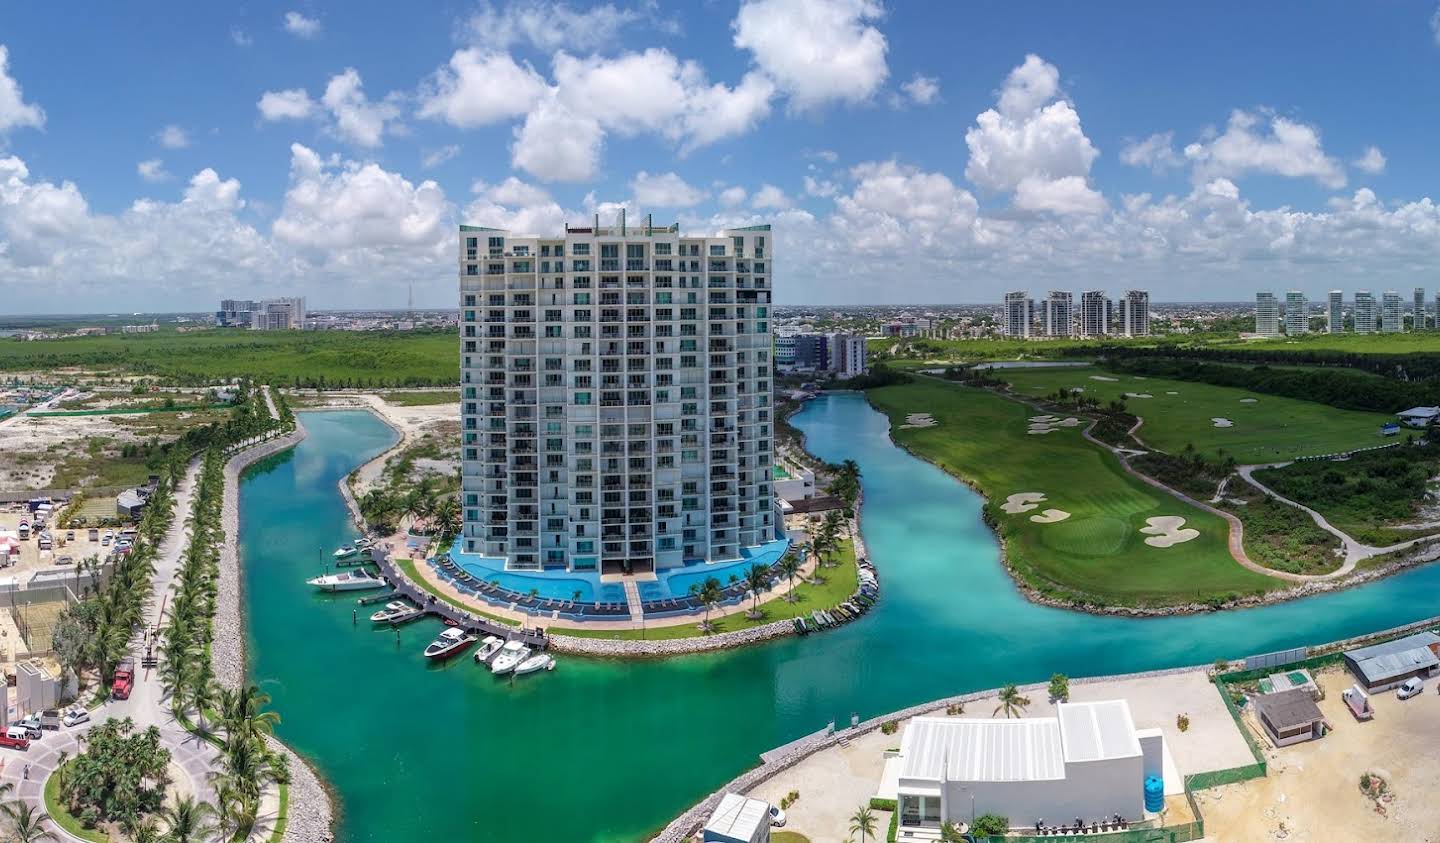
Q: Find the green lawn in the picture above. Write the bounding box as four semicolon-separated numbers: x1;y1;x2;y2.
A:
558;540;859;640
991;364;1394;462
44;760;110;842
869;379;1279;607
380;390;460;406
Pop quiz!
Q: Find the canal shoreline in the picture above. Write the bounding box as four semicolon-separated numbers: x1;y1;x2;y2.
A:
218;419;337;843
861;389;1440;618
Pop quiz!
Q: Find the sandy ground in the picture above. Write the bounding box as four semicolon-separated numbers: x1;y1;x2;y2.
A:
0;413;139;489
1142;515;1200;547
1001;492;1047;513
0;510;111;571
302;393;459;497
749;669;1252;841
1203;668;1440;842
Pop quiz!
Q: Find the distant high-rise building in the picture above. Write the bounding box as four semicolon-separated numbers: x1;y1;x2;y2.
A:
1080;290;1109;337
1381;291;1403;333
1114;290;1150;337
1354;291;1377;334
1255;292;1281;337
1415;287;1428;330
1284;291;1308;335
218;297;304;330
1327;291;1344;333
831;334;868;378
1004;291;1033;338
1042;291;1074;337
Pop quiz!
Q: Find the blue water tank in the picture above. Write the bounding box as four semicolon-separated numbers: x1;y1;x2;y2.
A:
1144;775;1165;812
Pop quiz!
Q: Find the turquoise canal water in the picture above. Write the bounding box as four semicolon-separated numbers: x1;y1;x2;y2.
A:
242;398;1440;842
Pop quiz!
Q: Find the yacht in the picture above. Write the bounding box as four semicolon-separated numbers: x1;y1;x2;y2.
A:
472;636;505;665
423;627;477;660
306;568;384;592
369;601;421;624
332;544;363;560
513;653;555;676
489;641;530;675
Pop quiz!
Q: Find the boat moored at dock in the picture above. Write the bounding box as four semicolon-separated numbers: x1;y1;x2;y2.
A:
473;635;505;665
369;600;422;624
513;653;555;675
489;641;530;674
423;627;477;660
307;567;385;592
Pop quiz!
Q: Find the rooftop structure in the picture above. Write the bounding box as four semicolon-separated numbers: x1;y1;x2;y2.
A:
1345;631;1440;691
1253;688;1326;747
702;793;771;843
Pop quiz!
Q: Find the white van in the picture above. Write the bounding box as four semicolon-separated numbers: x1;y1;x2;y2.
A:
1397;678;1424;700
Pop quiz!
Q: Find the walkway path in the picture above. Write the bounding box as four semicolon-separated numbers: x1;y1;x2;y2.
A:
1237;463;1440;574
260;384;280;421
623;580;644;622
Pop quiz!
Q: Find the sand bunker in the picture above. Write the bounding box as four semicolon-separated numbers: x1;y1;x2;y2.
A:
1239;398;1258;403
900;412;937;430
1027;428;1058;435
1090;375;1119;382
1165;391;1179;395
1211;418;1234;428
1030;508;1071;524
1029;415;1057;423
1140;516;1200;548
1001;492;1047;514
1028;415;1080;435
1054;417;1081;428
1123;392;1154;399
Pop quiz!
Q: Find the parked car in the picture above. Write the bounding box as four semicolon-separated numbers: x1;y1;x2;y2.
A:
40;710;61;730
0;732;29;751
769;805;786;827
61;707;91;728
1397;678;1424;700
11;716;41;739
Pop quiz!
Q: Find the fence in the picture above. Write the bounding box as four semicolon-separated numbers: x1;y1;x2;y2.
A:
1243;646;1308;672
6;583;81;657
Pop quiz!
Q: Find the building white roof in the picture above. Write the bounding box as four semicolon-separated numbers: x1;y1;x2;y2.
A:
704;793;769;841
1057;700;1142;764
900;700;1141;785
1397;406;1440;419
900;717;1066;783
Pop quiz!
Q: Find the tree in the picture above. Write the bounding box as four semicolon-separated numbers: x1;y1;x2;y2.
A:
1048;673;1069;703
57;717;171;834
972;814;1010;836
689;576;723;633
743;564;770;619
848;806;878;843
1;801;58;843
778;554;802;603
160;795;217;843
993;684;1031;719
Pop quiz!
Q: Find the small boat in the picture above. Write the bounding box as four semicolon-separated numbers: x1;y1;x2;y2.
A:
423;627;476;660
472;635;505;665
333;544;363;560
307;568;384;592
489;641;530;674
514;653;555;675
355;537;376;549
369;601;421;624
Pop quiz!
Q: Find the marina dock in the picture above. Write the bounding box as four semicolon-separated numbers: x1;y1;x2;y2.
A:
373;551;549;650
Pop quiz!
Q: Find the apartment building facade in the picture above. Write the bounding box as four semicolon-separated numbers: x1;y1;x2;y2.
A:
1254;292;1281;337
1381;291;1403;333
1080;290;1109;337
1004;291;1033;338
458;220;775;573
1042;291;1074;337
1283;291;1308;335
1115;290;1150;337
1354;291;1376;334
1327;291;1343;333
1415;288;1428;330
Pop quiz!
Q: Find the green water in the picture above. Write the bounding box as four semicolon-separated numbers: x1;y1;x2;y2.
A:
241;399;1440;842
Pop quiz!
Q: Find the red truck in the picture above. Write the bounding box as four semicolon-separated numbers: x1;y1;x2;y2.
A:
0;732;30;751
111;657;136;700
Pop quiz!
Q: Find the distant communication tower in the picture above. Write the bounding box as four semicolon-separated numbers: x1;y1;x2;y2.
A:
407;283;413;319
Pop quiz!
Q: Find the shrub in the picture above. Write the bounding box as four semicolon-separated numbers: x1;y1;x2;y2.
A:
1048;673;1070;703
780;790;800;809
1177;713;1190;732
972;814;1010;836
945;702;965;716
880;720;898;735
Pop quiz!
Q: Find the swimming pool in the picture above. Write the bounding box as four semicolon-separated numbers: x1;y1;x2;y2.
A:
449;535;791;602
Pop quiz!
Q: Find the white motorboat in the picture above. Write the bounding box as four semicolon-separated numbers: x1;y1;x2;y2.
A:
355;537;376;549
307;568;384;592
332;544;363;560
423;627;476;660
369;601;421;624
513;653;555;675
472;635;505;665
489;641;530;674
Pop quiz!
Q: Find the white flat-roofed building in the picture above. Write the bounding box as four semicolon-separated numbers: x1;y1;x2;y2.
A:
1354;290;1376;334
1080;290;1109;337
1114;290;1150;337
1284;291;1308;335
1255;292;1280;337
702;793;771;843
1415;287;1427;330
1381;290;1403;333
458;217;775;573
1327;291;1343;333
895;700;1157;833
1043;291;1073;337
1004;291;1033;338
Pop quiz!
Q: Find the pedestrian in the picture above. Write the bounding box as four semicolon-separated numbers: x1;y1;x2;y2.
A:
22;763;28;780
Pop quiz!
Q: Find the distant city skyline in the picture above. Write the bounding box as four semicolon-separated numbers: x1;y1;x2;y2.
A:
2;4;1440;312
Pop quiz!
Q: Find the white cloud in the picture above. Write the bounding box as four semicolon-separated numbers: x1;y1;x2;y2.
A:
257;89;317;121
260;71;401;147
1119;132;1182;173
231;28;253;47
417;49;547;129
834;161;978;251
1432;6;1440;46
463;0;643;52
1353;145;1386;175
155;125;190;149
964;54;1104;215
901;74;940;106
465;177;569;235
421;144;461;169
511;92;604;182
631;171;706;208
0;46;44;135
751;184;792;209
137;159;170;183
1182;109;1346;189
718;186;748;207
803;175;838;197
283;11;321;39
733;0;888;111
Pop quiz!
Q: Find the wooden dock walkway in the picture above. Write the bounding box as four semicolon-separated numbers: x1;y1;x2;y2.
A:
373;551;549;650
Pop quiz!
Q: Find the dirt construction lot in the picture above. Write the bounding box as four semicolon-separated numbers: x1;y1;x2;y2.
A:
1202;667;1440;842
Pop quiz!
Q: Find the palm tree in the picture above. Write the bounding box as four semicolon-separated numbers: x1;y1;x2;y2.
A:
743;564;769;619
1;801;57;843
432;497;461;544
160;796;217;843
778;555;802;602
993;684;1031;719
689;576;723;633
849;806;878;843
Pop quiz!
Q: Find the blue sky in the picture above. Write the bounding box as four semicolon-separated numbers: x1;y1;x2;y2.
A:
3;1;1440;312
